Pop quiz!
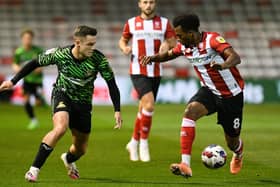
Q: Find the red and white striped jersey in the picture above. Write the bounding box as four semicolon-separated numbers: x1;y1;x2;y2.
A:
122;15;175;77
173;32;244;98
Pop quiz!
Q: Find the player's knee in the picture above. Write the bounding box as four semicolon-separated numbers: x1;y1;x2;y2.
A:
184;102;202;120
53;125;67;137
142;100;154;112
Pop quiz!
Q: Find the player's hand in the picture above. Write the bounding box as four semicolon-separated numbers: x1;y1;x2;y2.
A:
210;61;224;71
122;46;132;55
0;80;14;92
140;56;152;66
114;111;123;129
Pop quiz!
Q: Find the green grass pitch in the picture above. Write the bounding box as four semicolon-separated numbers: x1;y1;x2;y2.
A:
0;103;279;187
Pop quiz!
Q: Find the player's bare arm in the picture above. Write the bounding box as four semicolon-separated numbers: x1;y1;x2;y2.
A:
114;111;123;129
140;49;179;65
119;36;132;55
210;47;241;70
159;37;177;53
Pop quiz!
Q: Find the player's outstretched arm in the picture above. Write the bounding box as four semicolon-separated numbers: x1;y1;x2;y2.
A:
106;78;123;129
12;59;40;85
0;59;40;92
140;49;179;65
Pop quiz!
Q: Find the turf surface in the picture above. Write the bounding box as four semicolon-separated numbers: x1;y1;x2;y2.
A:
0;103;279;187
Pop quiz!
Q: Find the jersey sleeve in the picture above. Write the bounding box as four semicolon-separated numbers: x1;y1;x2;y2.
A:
37;48;57;66
172;42;184;56
122;21;132;39
209;33;231;54
96;51;115;81
165;20;176;39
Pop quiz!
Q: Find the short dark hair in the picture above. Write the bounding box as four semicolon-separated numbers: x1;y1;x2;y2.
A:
20;29;34;38
173;14;200;32
73;25;97;37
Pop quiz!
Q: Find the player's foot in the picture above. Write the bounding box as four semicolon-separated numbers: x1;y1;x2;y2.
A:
230;154;243;174
139;142;150;162
170;162;192;178
61;153;80;179
25;167;40;182
126;141;139;161
27;119;39;130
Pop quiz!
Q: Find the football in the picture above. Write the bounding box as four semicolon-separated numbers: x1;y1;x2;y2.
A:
201;144;227;169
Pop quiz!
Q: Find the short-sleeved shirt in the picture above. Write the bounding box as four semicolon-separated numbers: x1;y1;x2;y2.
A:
38;45;115;104
14;46;43;84
122;15;175;77
172;31;244;98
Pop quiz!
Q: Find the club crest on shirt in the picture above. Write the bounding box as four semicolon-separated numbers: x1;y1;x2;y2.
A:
136;22;142;28
216;36;226;43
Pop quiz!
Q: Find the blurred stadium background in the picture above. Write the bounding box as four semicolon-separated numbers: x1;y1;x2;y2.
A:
0;1;279;186
0;0;279;104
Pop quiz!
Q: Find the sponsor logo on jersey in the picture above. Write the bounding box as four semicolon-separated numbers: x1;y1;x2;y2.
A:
56;101;66;109
216;36;226;43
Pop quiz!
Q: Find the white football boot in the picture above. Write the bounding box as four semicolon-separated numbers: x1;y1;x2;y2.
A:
61;153;80;179
126;139;139;161
139;139;150;162
25;166;40;182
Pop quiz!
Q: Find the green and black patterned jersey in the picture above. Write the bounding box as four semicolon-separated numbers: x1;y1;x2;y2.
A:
38;45;114;104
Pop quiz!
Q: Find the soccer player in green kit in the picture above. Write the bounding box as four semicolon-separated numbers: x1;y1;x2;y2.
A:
0;25;123;182
12;29;45;129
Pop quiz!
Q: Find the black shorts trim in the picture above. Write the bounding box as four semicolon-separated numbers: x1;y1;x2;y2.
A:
51;89;92;133
130;75;161;100
189;87;244;137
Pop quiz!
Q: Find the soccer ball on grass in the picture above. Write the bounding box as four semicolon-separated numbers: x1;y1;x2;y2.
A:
201;144;227;169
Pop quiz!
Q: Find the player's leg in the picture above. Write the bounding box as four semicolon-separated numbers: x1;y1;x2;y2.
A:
226;134;243;174
127;75;155;162
25;111;69;182
61;129;89;179
138;91;155;162
218;92;244;174
170;87;215;178
23;82;38;129
126;101;142;161
137;76;160;162
25;90;70;182
60;102;92;179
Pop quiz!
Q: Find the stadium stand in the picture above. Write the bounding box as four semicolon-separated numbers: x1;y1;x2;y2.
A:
0;0;279;78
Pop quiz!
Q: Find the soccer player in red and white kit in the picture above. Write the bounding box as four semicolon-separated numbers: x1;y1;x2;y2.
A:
141;14;244;177
119;0;176;162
